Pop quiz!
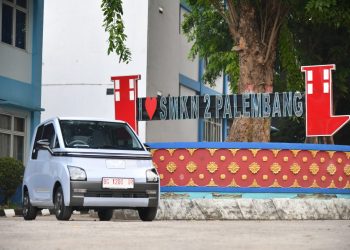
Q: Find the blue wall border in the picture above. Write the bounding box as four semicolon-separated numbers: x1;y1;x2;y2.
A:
148;141;350;152
161;186;350;194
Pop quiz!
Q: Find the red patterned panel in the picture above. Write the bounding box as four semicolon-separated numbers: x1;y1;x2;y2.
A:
192;149;213;186
210;149;234;187
273;150;296;187
231;149;255;187
152;149;172;186
254;149;279;187
314;150;333;188
294;150;314;188
151;147;350;190
331;152;348;188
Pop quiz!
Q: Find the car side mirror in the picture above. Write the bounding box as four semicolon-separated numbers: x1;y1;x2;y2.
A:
144;143;151;152
36;139;53;154
37;139;50;147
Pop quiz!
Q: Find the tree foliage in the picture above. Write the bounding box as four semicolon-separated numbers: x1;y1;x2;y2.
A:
101;0;131;63
182;0;289;91
273;0;350;143
275;23;304;92
290;0;350;102
182;1;239;87
0;157;24;206
289;0;350;144
181;0;350;92
305;0;350;28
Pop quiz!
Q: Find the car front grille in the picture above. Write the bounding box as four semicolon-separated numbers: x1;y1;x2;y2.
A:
84;192;148;198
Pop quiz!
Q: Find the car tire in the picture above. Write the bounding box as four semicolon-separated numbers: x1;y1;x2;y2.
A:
23;190;37;220
54;186;72;221
138;207;157;221
97;209;114;221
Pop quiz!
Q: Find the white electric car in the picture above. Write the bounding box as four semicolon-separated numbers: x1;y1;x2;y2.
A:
22;117;159;221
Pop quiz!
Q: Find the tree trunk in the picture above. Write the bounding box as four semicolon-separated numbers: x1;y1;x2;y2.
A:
228;3;277;142
305;137;318;144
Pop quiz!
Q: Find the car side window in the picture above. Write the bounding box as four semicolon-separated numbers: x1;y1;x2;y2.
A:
32;125;44;159
42;123;56;149
31;123;56;160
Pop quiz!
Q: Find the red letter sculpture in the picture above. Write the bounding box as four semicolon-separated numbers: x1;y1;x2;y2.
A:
301;64;349;136
111;75;140;133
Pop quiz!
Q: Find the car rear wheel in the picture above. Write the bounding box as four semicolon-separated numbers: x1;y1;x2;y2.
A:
97;209;114;221
138;207;157;221
54;186;72;221
23;190;37;220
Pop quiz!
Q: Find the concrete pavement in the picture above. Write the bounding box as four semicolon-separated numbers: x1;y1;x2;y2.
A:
0;215;349;250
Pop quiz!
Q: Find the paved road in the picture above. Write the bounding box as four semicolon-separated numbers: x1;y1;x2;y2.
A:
0;215;349;250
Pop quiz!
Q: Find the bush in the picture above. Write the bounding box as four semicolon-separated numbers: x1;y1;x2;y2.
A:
0;157;24;206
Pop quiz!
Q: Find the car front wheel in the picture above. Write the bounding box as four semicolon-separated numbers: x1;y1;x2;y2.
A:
23;190;37;220
54;186;72;221
138;207;157;221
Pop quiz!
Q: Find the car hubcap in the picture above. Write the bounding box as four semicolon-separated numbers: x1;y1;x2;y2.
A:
23;194;28;216
55;192;62;215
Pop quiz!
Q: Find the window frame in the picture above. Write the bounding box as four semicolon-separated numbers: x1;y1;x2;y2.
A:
1;0;29;50
203;118;222;142
0;111;27;162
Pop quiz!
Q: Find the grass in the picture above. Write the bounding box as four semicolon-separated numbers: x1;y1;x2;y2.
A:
0;202;21;209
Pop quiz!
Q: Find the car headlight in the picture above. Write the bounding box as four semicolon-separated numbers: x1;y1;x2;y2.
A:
68;166;87;181
146;169;159;182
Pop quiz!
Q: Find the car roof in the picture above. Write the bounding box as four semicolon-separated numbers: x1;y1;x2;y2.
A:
40;117;127;125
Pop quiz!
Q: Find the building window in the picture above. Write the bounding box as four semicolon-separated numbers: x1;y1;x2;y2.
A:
203;118;222;142
1;0;28;50
0;113;26;162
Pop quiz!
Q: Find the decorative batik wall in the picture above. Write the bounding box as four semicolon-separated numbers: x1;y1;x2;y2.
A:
149;142;350;194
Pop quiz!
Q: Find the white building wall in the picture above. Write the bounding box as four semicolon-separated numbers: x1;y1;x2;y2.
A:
145;0;199;142
41;0;149;141
211;73;224;93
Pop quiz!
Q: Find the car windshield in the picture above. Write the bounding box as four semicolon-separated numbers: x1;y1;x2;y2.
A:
59;120;144;150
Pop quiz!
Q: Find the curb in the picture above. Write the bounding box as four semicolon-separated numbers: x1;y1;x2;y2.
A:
0;209;85;217
0;208;52;217
2;198;350;220
155;198;350;220
104;198;350;220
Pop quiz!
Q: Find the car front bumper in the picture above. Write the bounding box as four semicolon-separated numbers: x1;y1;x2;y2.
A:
69;181;159;208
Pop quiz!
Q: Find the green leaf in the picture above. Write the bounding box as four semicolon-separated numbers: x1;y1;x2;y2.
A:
101;0;131;63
